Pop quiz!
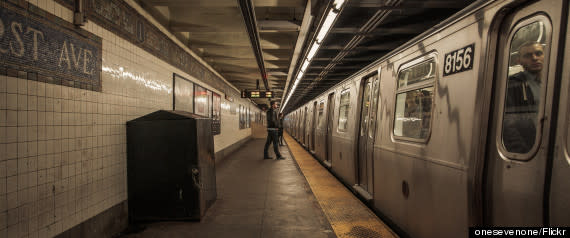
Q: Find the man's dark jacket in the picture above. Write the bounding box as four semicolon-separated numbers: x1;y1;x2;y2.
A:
266;108;279;129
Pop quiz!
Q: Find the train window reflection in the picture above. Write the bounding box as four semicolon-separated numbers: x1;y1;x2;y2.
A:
394;88;433;139
368;79;379;139
397;60;436;88
394;57;436;141
501;19;550;155
338;89;351;132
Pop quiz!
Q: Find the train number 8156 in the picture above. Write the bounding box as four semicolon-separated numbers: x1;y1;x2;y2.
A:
443;43;475;76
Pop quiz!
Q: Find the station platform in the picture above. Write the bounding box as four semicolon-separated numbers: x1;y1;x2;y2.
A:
121;133;397;238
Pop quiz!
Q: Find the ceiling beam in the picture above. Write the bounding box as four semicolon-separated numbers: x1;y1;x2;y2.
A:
258;20;300;32
321;44;399;50
170;23;243;33
309;65;364;70
348;1;467;9
331;26;425;35
143;0;304;7
312;57;372;61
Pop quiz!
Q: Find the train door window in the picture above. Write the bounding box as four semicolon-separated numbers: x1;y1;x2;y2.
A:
318;101;325;127
338;88;351;132
369;74;380;138
500;17;551;157
393;57;436;141
360;81;372;137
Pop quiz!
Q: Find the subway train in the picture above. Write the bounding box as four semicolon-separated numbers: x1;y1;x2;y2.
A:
284;0;570;237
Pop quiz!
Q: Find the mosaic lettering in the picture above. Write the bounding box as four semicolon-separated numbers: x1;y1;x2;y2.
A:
0;2;102;91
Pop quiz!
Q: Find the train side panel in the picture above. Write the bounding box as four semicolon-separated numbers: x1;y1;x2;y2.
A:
371;7;496;237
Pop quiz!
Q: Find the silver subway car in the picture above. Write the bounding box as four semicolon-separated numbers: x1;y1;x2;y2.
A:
285;0;570;237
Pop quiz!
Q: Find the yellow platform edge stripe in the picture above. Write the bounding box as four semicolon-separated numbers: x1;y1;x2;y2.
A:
284;132;399;238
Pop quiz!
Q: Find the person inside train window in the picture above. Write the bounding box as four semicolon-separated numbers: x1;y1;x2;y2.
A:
264;101;285;160
502;41;545;153
402;91;422;138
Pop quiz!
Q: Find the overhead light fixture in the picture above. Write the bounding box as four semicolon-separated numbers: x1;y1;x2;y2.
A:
297;71;304;80
307;42;320;61
301;60;310;72
316;10;337;43
333;0;345;10
281;0;344;113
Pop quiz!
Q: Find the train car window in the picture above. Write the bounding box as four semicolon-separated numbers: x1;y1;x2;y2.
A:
393;58;436;141
397;60;436;88
318;101;325;127
501;19;551;156
369;76;380;138
338;89;351;132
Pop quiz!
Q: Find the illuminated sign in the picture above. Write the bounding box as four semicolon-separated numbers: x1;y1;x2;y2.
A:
241;90;273;98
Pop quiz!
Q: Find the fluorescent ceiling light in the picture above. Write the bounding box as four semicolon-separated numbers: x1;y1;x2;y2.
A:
316;10;337;43
333;0;345;10
307;42;320;61
297;71;304;80
301;60;310;72
282;0;344;113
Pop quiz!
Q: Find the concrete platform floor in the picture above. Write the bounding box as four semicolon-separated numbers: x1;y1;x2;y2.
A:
121;138;336;238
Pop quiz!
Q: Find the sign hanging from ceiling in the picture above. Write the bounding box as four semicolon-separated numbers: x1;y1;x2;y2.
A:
241;90;273;98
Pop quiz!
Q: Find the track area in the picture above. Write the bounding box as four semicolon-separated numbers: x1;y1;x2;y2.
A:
284;133;398;238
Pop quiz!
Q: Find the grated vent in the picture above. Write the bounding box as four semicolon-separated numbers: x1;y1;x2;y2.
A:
347;226;383;238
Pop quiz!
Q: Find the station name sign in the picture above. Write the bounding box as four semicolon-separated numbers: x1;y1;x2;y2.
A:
0;2;102;91
241;90;273;98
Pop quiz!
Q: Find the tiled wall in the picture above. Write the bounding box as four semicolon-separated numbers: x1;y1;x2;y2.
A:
0;0;259;237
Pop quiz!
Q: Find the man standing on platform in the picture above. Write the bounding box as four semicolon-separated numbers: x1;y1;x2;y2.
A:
264;101;284;160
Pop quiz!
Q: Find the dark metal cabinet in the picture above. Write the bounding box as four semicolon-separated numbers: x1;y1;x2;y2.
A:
127;110;216;221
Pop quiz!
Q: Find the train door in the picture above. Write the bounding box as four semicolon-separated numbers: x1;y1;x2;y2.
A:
356;74;380;197
484;0;565;226
311;101;318;152
325;93;335;166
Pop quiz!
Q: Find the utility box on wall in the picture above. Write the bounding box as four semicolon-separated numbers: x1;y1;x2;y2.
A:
127;110;216;221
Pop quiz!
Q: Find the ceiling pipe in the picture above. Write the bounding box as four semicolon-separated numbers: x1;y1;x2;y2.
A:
238;0;270;90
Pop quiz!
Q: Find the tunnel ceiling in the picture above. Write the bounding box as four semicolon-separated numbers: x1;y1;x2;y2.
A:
282;0;477;113
136;0;476;110
137;0;306;106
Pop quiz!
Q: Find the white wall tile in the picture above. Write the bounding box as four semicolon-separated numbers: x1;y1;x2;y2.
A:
1;1;262;237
